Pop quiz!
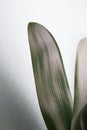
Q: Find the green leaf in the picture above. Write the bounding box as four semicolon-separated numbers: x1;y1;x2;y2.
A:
71;38;87;130
28;22;72;130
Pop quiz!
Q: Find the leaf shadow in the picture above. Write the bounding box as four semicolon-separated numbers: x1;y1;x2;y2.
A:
0;68;43;130
74;104;87;130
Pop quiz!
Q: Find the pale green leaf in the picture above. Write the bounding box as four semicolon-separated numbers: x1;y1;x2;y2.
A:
71;38;87;130
28;22;72;130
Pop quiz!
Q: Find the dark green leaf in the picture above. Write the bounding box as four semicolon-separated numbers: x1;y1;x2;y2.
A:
28;22;72;130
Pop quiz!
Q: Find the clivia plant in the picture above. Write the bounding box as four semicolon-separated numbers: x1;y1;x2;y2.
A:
28;22;87;130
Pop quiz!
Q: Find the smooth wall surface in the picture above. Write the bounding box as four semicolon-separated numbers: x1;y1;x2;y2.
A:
0;0;87;129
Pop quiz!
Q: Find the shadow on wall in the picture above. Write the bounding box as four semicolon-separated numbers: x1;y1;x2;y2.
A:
0;68;41;130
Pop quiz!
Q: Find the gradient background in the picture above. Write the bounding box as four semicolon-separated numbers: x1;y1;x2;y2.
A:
0;0;87;129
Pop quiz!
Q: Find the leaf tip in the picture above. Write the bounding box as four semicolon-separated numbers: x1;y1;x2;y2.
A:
28;22;42;31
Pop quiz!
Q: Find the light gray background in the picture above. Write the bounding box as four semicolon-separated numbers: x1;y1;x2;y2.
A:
0;0;87;129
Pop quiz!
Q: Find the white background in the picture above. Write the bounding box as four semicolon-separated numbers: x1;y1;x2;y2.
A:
0;0;87;129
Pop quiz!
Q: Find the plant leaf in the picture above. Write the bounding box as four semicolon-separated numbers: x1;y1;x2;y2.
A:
71;38;87;130
28;22;72;130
